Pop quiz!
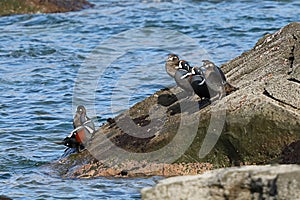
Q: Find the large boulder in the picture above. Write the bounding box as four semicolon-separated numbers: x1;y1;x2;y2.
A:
141;164;300;200
56;22;300;178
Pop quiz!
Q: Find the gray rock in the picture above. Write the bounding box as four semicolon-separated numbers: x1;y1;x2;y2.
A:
141;164;300;200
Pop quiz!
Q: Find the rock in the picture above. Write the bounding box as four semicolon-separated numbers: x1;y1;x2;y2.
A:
55;22;300;178
67;161;213;178
141;164;300;200
0;196;13;200
0;0;94;16
281;140;300;164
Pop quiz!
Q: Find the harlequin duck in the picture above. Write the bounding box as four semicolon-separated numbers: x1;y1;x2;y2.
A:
61;105;95;152
73;105;93;129
174;60;194;96
189;67;210;100
201;60;226;100
201;60;238;98
165;54;180;78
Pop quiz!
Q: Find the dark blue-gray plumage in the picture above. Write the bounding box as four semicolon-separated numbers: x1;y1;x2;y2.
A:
201;60;227;99
190;67;210;100
174;60;194;96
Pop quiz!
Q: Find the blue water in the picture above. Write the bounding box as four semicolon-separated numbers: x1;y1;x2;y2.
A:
0;0;299;199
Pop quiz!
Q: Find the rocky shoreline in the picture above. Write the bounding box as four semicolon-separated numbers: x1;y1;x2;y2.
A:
0;0;94;16
52;22;300;179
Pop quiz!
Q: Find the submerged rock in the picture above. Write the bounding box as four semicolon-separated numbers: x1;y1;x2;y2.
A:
141;164;300;200
0;0;94;16
55;22;300;178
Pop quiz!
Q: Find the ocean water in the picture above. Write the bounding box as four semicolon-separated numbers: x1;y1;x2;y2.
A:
0;0;299;199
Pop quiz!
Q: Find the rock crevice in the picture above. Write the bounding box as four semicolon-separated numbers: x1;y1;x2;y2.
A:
262;88;298;110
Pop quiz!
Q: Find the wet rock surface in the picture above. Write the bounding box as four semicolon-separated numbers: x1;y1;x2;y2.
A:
55;22;300;178
141;164;300;200
0;0;94;16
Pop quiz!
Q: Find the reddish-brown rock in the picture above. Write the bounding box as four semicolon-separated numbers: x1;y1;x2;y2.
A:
0;0;94;16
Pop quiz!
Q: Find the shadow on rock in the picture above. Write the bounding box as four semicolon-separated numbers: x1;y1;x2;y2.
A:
281;140;300;164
